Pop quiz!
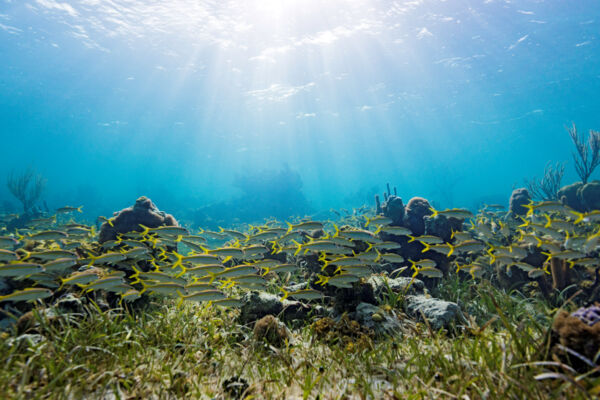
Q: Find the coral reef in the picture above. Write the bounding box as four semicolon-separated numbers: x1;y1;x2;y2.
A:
98;196;179;243
508;188;531;216
558;180;600;212
189;166;311;229
525;162;564;201
6;168;46;213
253;315;290;347
403;197;433;236
424;214;463;243
381;195;404;225
558;182;585;211
551;306;600;372
567;123;600;184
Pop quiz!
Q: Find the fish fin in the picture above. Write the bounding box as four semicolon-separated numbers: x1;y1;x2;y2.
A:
407;235;415;243
171;251;183;269
292;240;302;256
333;223;340;237
543;214;552;228
428;207;438;218
286;221;293;234
374;248;381;263
315;274;328;286
138;224;150;236
130;265;142;284
280;288;289;300
447;243;454;258
421;242;430;253
571;210;585;224
77;206;83;213
139;281;148;295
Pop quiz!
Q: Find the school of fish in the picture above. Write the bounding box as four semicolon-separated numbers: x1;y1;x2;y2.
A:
0;200;599;309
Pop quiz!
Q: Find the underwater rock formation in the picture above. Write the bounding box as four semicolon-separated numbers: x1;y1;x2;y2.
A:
404;295;463;331
239;291;283;324
355;302;402;337
579;180;600;210
253;315;290;347
551;306;600;372
558;180;600;212
558;182;584;211
424;214;463;243
381;195;404;225
367;275;424;297
508;188;531;216
403;197;433;236
98;196;178;243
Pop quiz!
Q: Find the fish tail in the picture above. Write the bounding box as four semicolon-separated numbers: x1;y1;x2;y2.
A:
571;210;585;224
20;250;31;261
130;265;141;284
292;240;302;256
421;243;430;253
541;252;552;263
374;225;381;235
428;207;438;218
365;217;371;227
223;256;232;264
138;224;151;236
315;274;328;286
171;251;183;269
407;235;415;243
518;217;529;228
280;287;289;300
333;223;340;237
374;248;381;263
365;243;373;253
523;202;534;216
543;214;552;228
175;235;182;243
77;206;83;213
139;281;148;295
286;221;293;234
447;243;454;258
207;273;216;284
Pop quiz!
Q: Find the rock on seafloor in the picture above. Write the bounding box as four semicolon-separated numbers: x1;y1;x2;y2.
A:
239;291;325;325
98;196;179;243
367;275;424;296
558;182;585;211
355;302;403;336
578;180;600;211
404;295;463;331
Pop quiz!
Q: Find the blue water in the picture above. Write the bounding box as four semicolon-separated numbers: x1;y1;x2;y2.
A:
1;1;599;225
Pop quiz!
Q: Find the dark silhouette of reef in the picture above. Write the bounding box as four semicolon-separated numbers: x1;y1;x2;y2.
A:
98;196;178;243
188;166;311;229
558;180;600;212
